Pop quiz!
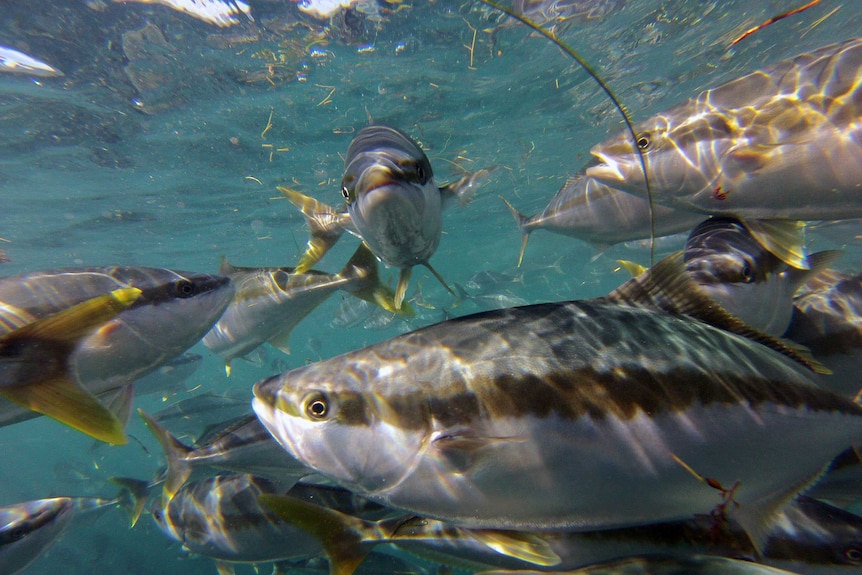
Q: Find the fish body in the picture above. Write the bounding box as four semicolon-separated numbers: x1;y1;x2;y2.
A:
0;266;233;439
133;352;202;397
0;496;116;575
785;269;862;398
152;474;322;564
203;243;397;368
503;173;702;265
253;271;862;533
587;38;862;223
0;46;63;77
475;555;805;575
140;409;309;498
683;217;838;337
285;124;489;308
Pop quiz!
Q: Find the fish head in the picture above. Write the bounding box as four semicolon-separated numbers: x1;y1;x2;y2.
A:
73;268;234;384
342;125;442;268
683;217;792;335
587;103;738;205
253;360;431;497
0;498;75;567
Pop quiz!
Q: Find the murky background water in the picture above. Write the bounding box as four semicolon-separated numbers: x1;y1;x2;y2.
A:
1;1;860;573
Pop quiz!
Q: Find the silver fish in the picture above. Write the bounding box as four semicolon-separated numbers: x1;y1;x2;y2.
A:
252;253;862;543
503;172;702;265
0;496;123;575
140;408;309;499
0;266;233;443
202;243;399;373
154;473;550;574
475;555;805;575
683;217;839;337
586;39;862;268
283;124;492;309
785;269;862;398
0;46;63;77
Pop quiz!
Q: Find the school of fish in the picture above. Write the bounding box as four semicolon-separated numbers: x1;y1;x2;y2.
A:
3;3;862;575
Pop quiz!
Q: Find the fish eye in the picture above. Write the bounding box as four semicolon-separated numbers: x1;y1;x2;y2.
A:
740;262;754;283
846;546;862;563
636;134;650;150
341;186;350;200
304;392;330;420
174;280;196;298
416;164;427;184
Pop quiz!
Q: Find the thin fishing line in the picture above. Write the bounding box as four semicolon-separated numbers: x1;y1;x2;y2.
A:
478;0;655;265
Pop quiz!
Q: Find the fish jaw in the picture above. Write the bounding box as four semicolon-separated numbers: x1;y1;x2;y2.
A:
252;366;429;498
349;172;443;269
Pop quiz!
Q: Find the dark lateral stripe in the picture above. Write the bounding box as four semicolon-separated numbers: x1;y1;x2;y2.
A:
314;364;862;431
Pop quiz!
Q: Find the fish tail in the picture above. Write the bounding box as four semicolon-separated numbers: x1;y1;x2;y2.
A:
109;476;152;528
258;494;372;575
137;409;194;502
500;195;532;267
279;186;346;273
341;242;414;316
0;287;142;445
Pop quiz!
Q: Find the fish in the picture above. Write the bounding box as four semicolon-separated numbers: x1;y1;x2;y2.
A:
477;496;862;573
283;124;493;309
0;266;233;443
502;172;702;266
784;269;862;398
139;408;310;499
151;389;251;440
586;38;862;269
253;251;862;548
112;0;253;27
0;46;63;77
202;243;402;373
154;473;554;574
0;492;139;575
683;217;840;337
133;352;202;397
474;555;806;575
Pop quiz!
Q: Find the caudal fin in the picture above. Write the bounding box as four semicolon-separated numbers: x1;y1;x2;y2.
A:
279;186;349;273
137;408;194;502
500;196;532;267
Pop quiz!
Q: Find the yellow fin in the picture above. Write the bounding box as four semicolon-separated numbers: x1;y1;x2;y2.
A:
0;287;141;444
258;494;370;575
138;408;194;501
500;195;531;268
616;259;648;278
279;186;349;273
0;377;127;444
744;219;809;270
469;530;560;567
342;243;413;316
394;267;413;311
109;476;151;528
0;287;141;344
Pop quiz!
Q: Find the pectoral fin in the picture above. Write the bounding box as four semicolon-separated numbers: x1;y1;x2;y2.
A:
258;494;371;575
469;529;560;567
743;219;809;270
434;432;524;472
0;376;127;445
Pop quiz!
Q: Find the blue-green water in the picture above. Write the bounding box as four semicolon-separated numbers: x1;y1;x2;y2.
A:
1;1;861;573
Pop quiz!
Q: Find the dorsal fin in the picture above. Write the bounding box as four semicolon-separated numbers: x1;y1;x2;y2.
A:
607;251;829;374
